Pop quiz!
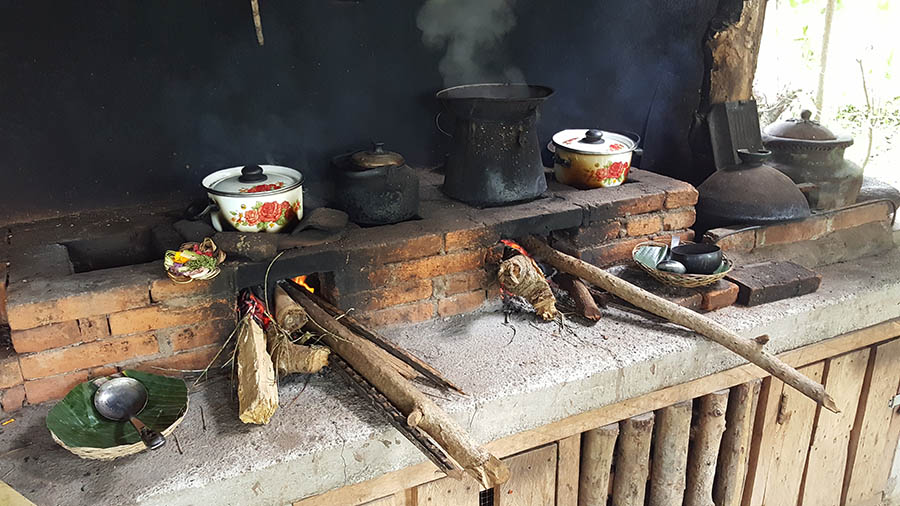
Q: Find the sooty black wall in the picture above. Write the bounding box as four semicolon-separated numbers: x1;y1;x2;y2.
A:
0;0;717;223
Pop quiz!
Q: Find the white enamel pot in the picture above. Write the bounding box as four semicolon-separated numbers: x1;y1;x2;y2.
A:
201;165;304;233
550;129;642;189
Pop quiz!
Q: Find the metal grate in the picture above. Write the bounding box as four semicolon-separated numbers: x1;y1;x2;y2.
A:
478;488;494;506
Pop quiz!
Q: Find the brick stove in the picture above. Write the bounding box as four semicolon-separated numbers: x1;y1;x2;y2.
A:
0;167;698;410
1;166;895;412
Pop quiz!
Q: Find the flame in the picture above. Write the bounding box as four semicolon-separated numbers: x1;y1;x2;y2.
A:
292;275;315;293
500;239;531;258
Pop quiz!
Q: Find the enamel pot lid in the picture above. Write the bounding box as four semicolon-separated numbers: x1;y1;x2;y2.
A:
202;165;303;196
551;129;638;155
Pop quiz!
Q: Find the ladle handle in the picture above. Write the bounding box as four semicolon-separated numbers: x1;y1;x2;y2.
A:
130;416;166;450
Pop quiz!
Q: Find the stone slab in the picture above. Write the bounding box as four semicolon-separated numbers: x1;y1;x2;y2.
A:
726;261;821;306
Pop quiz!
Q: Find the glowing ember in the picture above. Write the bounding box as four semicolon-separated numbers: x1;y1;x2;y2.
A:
292;275;315;293
500;239;531;258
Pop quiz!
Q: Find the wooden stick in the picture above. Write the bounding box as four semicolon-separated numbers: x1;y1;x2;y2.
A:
250;0;264;46
684;390;729;506
612;412;654;506
578;423;619;506
520;236;839;413
299;286;464;394
287;287;509;488
713;380;761;506
649;400;692;506
237;317;279;424
556;273;603;321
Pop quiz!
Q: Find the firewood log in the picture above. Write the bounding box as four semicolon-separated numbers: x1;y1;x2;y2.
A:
519;235;839;413
287;287;510;489
684;390;729;506
556;273;603;321
237;317;279;424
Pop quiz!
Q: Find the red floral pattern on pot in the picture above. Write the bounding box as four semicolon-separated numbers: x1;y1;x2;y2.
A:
229;200;299;230
239;181;286;193
608;143;625;152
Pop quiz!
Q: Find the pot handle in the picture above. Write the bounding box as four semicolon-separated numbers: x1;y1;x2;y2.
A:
185;200;218;221
553;152;571;168
435;111;452;138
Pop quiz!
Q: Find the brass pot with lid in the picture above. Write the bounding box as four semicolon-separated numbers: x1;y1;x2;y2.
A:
762;110;862;210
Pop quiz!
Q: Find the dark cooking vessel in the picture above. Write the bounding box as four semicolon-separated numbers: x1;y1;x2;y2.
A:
335;143;419;226
436;83;553;207
762;110;862;210
696;149;811;232
670;243;723;275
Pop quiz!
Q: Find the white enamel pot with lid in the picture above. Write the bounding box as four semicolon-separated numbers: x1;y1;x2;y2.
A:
550;129;642;189
201;164;304;233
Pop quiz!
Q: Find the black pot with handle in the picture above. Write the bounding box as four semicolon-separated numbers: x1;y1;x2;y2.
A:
436;83;553;207
335;142;419;226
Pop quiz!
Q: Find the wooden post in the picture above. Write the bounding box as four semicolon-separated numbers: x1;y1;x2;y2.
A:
684;390;729;506
648;400;692;506
519;236;839;413
612;413;654;506
713;380;761;506
579;423;619;506
707;0;768;103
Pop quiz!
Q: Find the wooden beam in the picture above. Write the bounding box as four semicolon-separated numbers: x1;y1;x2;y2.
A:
707;0;768;103
556;435;581;506
799;349;869;506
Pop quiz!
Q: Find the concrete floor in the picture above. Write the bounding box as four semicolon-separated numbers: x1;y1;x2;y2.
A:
3;248;900;506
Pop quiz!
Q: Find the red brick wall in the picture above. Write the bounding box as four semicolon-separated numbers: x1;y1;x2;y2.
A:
2;263;236;410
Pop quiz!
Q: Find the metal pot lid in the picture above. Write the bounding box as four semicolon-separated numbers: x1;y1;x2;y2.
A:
203;165;303;197
350;142;405;171
551;129;637;155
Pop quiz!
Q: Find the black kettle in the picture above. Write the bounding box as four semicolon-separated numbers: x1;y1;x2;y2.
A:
336;142;420;226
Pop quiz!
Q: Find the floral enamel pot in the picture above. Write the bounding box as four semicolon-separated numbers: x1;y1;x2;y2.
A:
201;165;303;233
551;129;641;189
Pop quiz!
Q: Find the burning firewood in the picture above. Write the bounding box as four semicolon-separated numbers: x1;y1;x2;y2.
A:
269;286;329;376
498;254;558;321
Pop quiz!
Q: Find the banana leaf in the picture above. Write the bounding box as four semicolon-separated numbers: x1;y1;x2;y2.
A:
46;370;187;449
633;244;669;270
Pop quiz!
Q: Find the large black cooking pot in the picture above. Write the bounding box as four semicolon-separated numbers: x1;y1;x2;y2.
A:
436;83;554;207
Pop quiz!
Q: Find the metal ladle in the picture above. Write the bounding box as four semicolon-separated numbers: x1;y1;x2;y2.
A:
93;377;166;450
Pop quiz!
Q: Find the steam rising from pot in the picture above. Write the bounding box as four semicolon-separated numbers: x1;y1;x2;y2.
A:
416;0;525;87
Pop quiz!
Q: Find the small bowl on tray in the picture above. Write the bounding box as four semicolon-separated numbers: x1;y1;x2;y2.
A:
632;241;733;288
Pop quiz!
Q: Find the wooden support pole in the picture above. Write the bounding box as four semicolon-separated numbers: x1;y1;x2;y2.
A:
287;287;509;489
578;423;619;506
684;390;729;506
707;0;768;103
237;318;279;424
713;380;761;506
648;400;692;506
519;236;839;413
612;412;654;506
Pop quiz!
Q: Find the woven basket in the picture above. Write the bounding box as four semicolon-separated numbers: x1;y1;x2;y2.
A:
632;241;733;288
50;408;187;460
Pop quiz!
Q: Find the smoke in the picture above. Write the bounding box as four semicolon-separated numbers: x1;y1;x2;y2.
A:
416;0;525;87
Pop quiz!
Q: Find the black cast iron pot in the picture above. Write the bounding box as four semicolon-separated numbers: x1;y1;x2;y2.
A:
334;143;419;226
